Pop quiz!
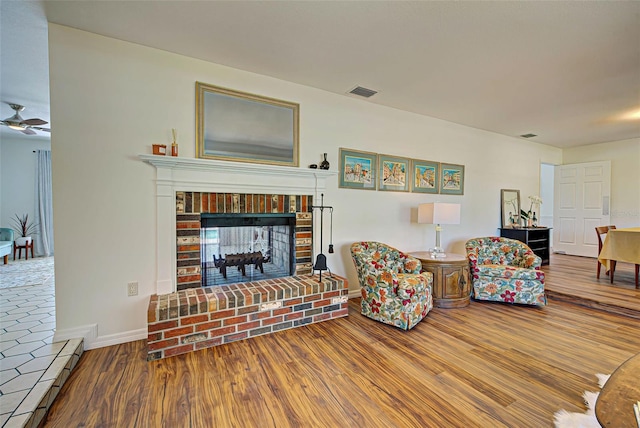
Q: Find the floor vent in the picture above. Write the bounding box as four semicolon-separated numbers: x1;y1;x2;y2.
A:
348;86;378;98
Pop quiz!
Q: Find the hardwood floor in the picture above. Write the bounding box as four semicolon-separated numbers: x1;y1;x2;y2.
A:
43;254;640;427
545;253;640;317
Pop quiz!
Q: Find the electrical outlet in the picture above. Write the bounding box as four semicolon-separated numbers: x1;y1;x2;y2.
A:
127;281;138;297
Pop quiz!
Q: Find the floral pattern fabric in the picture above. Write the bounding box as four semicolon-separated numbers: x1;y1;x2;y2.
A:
465;237;547;306
350;241;433;330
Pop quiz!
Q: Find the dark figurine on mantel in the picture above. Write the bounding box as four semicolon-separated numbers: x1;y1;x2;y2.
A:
319;153;330;170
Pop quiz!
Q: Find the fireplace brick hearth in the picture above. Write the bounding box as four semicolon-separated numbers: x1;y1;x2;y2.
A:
147;274;348;360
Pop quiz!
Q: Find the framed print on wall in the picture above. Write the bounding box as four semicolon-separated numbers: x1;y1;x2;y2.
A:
411;159;440;194
439;163;465;195
339;148;377;190
378;154;410;192
195;81;299;167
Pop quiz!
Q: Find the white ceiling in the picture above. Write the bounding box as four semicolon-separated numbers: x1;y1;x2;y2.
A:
2;1;640;147
0;1;50;141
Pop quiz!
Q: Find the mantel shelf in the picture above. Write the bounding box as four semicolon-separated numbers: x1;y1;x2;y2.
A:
139;154;337;178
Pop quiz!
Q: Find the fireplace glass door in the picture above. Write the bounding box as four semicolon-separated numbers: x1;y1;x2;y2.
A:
200;214;295;286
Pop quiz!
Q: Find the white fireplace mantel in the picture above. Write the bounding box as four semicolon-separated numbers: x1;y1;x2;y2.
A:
140;154;337;294
139;155;337;194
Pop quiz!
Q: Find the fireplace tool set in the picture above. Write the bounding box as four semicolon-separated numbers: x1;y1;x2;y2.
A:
311;193;334;282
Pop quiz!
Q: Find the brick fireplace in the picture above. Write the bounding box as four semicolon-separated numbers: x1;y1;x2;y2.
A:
141;156;346;360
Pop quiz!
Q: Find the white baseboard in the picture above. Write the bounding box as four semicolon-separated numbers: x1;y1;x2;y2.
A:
53;324;147;350
89;328;148;350
348;289;360;299
53;324;97;347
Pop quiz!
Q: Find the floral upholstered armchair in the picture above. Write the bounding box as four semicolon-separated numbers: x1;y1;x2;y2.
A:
350;242;433;330
465;237;547;306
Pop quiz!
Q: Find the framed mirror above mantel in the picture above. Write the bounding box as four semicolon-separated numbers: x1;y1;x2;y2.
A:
195;82;300;167
501;189;521;228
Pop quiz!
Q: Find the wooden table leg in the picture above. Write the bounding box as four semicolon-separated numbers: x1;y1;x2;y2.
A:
610;260;616;283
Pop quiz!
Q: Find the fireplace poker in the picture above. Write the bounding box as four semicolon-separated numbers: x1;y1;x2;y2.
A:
311;193;333;282
328;206;334;254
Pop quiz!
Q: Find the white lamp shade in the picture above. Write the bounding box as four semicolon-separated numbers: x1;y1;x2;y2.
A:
418;203;461;225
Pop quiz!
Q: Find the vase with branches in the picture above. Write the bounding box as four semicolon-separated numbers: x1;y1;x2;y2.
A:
520;196;543;227
11;214;39;245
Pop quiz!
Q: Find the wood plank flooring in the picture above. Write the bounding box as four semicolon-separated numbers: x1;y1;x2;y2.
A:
545;253;640;317
43;254;640;428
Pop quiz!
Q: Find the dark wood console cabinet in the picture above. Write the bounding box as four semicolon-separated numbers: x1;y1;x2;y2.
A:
499;227;551;265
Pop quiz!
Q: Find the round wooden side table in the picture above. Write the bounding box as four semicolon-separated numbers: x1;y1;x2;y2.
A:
410;252;471;308
595;352;640;427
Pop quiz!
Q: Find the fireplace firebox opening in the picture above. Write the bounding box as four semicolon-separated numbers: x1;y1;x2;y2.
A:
200;213;296;286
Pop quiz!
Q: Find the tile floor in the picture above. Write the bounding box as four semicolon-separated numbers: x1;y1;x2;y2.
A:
0;257;83;428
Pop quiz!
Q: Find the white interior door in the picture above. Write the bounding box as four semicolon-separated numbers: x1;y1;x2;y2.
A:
553;161;611;257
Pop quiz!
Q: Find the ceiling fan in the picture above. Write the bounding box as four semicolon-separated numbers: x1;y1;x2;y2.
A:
1;103;50;135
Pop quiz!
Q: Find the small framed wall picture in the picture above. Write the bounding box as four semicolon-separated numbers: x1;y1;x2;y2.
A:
411;159;439;194
378;154;410;192
339;148;377;190
439;163;465;195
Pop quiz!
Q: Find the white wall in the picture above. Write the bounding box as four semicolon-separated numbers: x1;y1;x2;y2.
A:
48;24;562;348
563;138;640;228
0;135;51;245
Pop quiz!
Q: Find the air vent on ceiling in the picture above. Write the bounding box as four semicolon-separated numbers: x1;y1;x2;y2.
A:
520;133;538;138
348;86;378;98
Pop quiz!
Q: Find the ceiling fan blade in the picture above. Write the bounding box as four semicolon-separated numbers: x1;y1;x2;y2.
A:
21;128;37;135
22;118;48;126
31;126;51;132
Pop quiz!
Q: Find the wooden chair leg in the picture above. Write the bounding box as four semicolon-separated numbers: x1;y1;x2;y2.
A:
597;260;601;278
610;261;616;284
636;264;639;288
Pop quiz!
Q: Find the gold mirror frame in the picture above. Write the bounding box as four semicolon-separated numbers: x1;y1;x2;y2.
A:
501;189;521;228
196;82;299;166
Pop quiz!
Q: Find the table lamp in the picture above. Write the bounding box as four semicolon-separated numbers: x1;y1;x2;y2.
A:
418;202;461;257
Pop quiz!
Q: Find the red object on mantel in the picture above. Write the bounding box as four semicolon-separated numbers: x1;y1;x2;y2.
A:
152;144;166;155
171;142;178;157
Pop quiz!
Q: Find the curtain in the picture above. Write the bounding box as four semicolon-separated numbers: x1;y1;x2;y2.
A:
218;227;260;254
36;150;54;256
